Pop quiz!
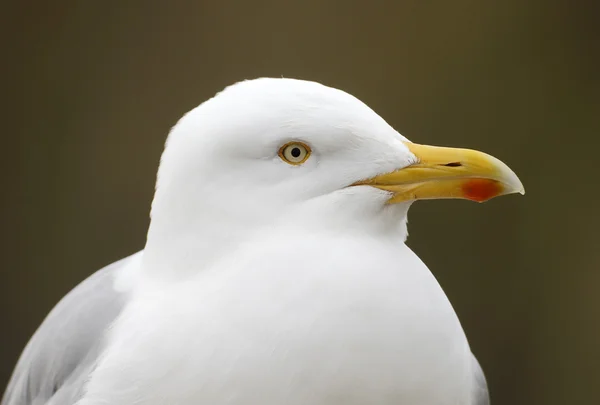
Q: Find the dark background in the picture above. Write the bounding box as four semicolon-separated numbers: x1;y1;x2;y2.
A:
1;1;598;404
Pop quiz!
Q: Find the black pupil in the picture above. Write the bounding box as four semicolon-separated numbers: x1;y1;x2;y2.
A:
290;147;301;158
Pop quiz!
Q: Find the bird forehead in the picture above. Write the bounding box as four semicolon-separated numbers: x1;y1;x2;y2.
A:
211;79;374;122
168;78;409;163
208;81;399;138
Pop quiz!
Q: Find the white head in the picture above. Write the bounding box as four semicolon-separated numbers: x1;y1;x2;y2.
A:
144;78;523;273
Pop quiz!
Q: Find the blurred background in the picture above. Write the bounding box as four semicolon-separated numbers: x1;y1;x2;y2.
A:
1;1;598;404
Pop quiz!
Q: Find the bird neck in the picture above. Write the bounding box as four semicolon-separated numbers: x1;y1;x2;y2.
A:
142;200;261;280
141;189;411;280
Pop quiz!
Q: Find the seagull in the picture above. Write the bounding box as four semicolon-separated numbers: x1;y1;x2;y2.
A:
2;78;523;405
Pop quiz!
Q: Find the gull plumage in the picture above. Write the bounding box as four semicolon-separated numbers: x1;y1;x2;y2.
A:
4;78;523;405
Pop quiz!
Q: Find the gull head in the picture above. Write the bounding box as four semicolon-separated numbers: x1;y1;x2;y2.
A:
146;78;524;268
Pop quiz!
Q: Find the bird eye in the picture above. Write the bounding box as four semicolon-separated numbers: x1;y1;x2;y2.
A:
278;142;311;165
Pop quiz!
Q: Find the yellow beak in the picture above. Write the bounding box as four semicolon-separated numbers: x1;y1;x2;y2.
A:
355;142;525;203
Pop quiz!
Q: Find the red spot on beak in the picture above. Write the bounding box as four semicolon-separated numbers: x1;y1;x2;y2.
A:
462;179;503;202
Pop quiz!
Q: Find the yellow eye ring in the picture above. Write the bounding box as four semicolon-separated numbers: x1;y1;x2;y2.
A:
278;142;311;165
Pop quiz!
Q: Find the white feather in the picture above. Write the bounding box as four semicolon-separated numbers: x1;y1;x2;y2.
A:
72;78;481;405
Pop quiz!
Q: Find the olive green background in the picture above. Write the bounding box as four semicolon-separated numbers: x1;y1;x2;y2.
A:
1;1;598;404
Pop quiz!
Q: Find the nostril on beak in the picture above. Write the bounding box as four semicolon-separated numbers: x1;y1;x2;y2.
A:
442;162;462;167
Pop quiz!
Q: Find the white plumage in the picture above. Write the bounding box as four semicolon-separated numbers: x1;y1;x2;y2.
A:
4;78;523;405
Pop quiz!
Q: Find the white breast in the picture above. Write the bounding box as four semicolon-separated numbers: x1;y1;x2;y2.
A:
80;230;474;405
